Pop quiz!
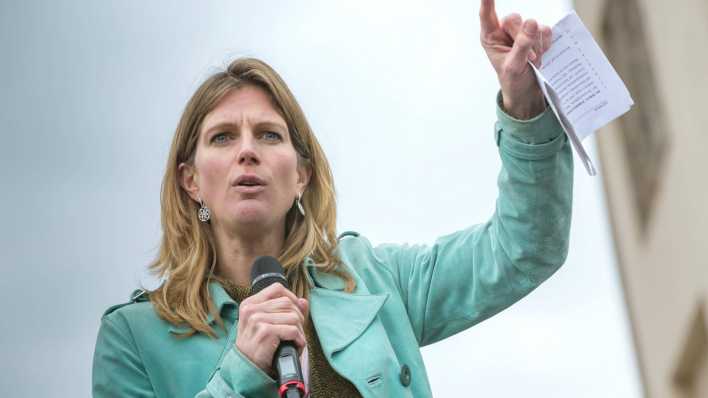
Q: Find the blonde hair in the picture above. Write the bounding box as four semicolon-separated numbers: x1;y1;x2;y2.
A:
149;58;355;338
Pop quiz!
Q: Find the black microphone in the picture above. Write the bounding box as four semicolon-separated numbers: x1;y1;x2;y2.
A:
250;256;307;398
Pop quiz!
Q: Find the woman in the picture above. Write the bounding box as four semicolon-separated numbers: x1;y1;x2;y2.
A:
92;2;573;397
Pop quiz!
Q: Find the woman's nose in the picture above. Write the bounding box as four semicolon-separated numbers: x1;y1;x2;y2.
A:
237;135;260;166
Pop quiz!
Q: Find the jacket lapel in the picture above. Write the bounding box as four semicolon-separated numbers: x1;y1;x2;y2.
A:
306;259;389;356
309;287;388;356
307;260;403;396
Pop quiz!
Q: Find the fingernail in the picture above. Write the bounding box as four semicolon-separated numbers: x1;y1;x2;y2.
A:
524;20;538;34
528;50;537;61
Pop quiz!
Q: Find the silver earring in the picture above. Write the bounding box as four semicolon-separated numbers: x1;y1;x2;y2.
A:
296;192;305;217
198;197;211;222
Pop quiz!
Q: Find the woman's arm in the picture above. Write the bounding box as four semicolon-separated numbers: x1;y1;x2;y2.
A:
372;95;572;347
366;1;571;347
92;310;279;398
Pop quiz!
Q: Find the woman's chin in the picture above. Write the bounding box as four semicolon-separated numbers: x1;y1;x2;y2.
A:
227;204;277;227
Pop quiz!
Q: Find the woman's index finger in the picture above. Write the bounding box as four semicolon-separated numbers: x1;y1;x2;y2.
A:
479;0;500;34
246;282;299;305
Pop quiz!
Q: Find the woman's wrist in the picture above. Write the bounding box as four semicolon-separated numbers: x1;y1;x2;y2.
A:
501;90;547;120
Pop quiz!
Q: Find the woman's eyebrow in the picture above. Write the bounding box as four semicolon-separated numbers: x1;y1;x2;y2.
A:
203;121;237;135
254;120;288;131
203;119;286;134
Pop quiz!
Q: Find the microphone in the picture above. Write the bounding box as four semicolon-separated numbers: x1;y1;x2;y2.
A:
250;256;307;398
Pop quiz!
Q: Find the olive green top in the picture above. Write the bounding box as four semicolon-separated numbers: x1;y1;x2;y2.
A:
221;280;362;398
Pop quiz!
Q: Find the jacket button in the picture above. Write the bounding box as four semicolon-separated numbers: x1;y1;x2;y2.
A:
399;364;411;386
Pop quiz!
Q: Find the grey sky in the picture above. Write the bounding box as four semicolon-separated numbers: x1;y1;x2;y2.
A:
0;1;641;396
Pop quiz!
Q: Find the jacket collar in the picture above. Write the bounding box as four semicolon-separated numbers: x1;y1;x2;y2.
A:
304;256;347;291
209;279;238;310
167;281;237;334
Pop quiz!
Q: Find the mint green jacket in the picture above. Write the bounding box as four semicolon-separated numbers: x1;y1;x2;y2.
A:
92;99;573;398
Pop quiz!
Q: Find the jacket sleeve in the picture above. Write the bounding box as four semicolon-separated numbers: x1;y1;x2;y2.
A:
371;92;573;347
194;347;279;397
93;311;278;398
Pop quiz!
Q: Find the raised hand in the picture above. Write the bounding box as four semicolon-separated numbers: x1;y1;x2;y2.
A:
479;0;552;120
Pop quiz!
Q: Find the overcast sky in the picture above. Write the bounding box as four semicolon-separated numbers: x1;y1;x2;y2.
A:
0;1;642;396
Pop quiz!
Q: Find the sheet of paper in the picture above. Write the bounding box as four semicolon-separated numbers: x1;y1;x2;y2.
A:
532;62;597;176
531;10;634;176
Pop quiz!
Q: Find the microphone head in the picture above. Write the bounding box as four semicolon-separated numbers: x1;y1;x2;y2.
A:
250;256;289;295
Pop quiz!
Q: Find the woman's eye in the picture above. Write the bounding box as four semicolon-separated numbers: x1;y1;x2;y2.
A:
263;131;282;141
212;133;231;144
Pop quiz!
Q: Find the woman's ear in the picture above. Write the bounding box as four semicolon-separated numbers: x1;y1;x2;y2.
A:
296;163;312;193
178;162;200;203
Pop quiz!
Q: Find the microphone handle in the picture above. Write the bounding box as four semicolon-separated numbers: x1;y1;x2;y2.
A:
275;340;306;398
285;388;302;398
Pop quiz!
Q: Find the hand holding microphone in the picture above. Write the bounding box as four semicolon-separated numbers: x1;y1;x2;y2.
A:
235;256;309;397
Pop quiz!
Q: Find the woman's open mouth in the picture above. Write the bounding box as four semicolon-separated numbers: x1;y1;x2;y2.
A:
233;174;267;194
234;184;266;194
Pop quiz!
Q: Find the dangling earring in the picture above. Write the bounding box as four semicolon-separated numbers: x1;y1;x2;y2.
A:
198;196;211;223
296;192;305;217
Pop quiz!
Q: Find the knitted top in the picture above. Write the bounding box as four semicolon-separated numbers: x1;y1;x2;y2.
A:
220;280;362;398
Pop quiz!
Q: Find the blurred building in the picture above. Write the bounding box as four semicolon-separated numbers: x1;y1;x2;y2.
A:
573;0;708;397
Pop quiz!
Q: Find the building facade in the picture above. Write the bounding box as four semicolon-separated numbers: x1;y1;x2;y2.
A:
573;0;708;397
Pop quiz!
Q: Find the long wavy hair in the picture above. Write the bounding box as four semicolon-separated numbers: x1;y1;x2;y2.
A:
149;58;355;338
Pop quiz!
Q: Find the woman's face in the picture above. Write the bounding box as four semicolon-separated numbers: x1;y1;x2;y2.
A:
180;85;310;234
